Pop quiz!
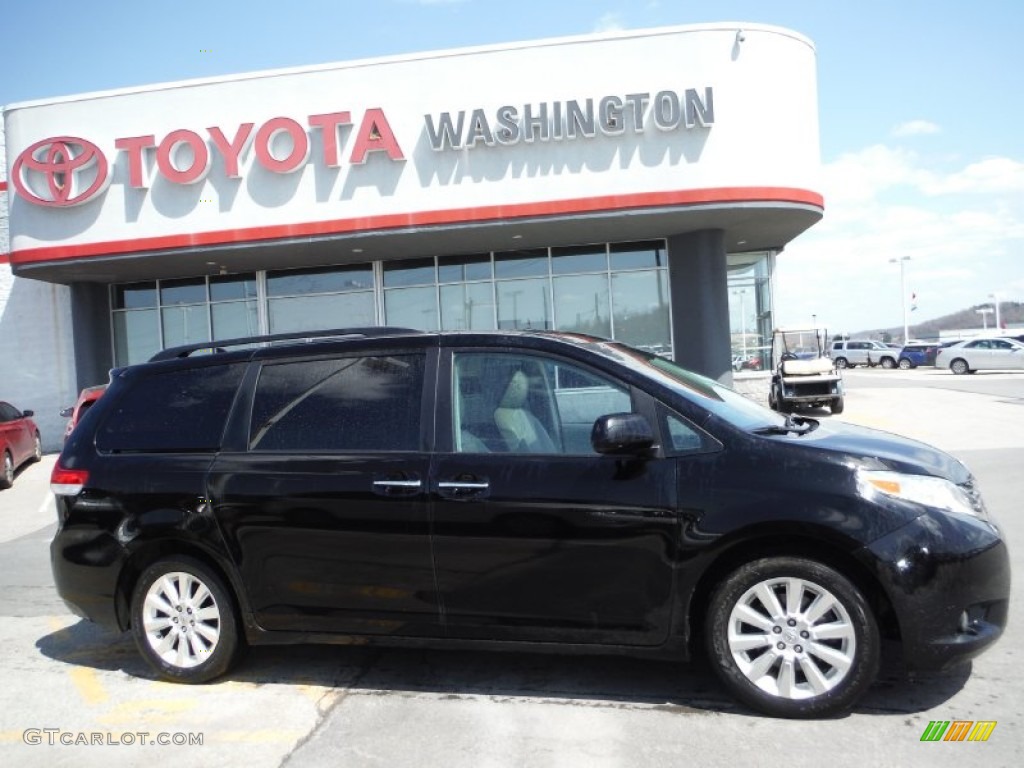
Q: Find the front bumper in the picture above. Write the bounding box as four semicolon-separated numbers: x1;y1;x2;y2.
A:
858;513;1010;671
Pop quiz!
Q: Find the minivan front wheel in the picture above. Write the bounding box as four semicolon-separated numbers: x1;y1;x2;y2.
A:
130;557;240;683
706;557;879;718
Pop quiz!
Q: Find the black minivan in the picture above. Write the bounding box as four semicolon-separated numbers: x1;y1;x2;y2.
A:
50;329;1009;718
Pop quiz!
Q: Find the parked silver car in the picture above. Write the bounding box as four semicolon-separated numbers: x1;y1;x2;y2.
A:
936;337;1024;374
830;339;898;369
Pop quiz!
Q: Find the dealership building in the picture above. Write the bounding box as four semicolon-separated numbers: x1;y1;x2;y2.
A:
1;23;822;450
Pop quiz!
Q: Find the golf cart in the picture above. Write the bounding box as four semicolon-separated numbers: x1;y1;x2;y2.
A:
768;328;845;414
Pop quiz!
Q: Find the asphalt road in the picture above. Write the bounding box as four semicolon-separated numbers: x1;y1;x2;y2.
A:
0;369;1021;767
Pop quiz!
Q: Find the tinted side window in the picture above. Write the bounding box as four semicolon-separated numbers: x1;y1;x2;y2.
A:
98;364;245;452
250;354;424;452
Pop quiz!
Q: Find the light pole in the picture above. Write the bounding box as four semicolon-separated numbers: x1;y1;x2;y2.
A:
889;256;911;342
975;308;993;330
988;293;1001;330
733;289;747;359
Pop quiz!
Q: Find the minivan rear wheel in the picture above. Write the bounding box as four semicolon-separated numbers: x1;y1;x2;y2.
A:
130;556;240;683
706;557;879;718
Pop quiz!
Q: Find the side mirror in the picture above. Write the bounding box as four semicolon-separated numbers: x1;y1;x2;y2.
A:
22;410;34;418
591;413;655;457
60;407;74;418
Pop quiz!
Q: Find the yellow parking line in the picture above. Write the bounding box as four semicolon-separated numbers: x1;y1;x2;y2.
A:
97;699;197;726
68;667;109;706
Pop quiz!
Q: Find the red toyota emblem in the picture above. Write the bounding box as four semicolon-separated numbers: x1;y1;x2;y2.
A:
11;136;110;207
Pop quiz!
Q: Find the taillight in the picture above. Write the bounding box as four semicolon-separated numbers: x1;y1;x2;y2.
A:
51;464;89;496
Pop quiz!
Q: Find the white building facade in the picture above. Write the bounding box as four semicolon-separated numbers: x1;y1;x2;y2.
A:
2;24;822;450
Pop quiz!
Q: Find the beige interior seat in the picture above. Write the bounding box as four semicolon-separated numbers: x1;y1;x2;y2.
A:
493;371;557;453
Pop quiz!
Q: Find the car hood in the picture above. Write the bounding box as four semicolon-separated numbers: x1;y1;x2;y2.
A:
795;420;970;483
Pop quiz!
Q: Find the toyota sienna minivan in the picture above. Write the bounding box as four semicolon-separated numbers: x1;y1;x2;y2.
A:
50;328;1009;718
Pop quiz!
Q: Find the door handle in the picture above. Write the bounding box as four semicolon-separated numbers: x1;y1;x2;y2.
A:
437;478;490;500
372;478;423;497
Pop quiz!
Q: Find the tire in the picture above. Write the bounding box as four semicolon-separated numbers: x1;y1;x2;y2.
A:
705;557;879;718
897;358;913;370
830;397;845;415
0;451;13;490
950;358;969;375
32;432;42;462
768;383;779;411
834;358;848;369
880;357;896;369
130;556;241;683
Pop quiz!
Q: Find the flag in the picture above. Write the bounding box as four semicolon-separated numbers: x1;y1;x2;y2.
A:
911;292;918;312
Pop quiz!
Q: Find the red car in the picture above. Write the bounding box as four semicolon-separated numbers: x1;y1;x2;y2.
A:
61;385;107;442
0;401;42;489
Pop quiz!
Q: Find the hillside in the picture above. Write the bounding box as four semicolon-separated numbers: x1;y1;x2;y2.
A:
856;301;1024;342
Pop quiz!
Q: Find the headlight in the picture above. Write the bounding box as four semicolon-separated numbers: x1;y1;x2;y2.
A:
857;470;985;520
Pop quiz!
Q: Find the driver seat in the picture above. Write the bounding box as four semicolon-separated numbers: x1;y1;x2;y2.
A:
493;371;557;453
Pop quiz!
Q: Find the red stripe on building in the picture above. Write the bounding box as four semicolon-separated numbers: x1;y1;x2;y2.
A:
9;187;824;266
0;180;8;192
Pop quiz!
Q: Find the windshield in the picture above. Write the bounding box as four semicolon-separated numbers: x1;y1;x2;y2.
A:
590;342;786;431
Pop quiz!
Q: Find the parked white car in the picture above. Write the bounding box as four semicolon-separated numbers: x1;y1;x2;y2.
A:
936;337;1024;374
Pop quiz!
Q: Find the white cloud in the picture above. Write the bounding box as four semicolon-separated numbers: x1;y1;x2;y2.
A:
776;146;1024;334
921;157;1024;195
593;13;625;33
891;120;941;137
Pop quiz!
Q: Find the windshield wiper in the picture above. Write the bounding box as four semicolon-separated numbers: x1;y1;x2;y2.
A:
753;415;819;436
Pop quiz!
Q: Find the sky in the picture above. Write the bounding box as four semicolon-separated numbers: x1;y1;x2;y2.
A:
2;0;1022;335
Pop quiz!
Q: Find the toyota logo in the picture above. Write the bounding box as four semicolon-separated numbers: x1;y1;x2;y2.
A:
11;136;110;207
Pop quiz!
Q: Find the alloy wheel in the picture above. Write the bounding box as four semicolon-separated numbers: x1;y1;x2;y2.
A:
141;571;222;669
725;576;857;700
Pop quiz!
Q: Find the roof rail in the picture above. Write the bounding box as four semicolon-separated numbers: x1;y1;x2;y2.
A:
148;327;422;362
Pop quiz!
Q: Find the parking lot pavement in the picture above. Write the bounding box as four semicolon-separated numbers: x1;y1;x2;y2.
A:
1;382;1022;768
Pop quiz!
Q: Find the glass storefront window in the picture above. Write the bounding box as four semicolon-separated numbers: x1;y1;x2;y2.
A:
268;292;375;333
162;305;209;349
610;241;666;271
113;309;159;365
113;282;157;310
111;240;677;365
384;285;439;330
160;278;208;306
611;270;671;354
551;244;607;275
440;282;495;330
553;273;611;337
438;254;492;283
267;265;373;296
497;278;551;330
494;249;548;279
210;274;257;302
727;251;774;370
212;301;259;340
383;258;436;288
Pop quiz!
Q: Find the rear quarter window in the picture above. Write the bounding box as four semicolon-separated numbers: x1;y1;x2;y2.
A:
97;363;246;452
249;354;425;452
